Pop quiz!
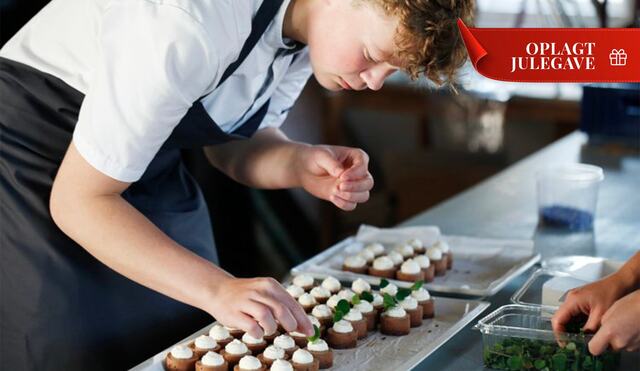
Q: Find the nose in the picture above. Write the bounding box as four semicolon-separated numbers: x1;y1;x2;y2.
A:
360;64;397;91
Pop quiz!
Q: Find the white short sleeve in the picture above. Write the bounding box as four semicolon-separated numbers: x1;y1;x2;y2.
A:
259;49;312;129
73;2;216;182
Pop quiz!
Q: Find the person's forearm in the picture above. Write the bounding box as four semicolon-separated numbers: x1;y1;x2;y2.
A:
51;192;231;313
204;128;308;189
614;251;640;292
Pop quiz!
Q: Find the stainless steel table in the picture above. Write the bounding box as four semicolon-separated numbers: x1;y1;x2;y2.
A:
404;132;640;370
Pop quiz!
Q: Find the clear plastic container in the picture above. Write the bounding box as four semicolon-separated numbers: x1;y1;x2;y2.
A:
536;164;604;231
511;257;624;309
475;304;620;370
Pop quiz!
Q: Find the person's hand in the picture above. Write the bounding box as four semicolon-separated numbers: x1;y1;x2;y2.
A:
588;290;640;355
295;145;373;211
552;273;630;334
205;276;313;339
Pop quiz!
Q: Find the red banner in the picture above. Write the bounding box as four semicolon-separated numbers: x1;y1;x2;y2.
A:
457;19;640;83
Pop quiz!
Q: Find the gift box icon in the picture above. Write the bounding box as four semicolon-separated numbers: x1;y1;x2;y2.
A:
609;49;627;66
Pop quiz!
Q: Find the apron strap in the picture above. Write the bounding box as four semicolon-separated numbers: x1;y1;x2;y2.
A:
215;0;285;90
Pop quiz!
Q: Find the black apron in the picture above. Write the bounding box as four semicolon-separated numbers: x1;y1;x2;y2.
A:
0;0;303;369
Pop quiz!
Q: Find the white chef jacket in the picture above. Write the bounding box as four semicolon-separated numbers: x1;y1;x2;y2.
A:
0;0;312;182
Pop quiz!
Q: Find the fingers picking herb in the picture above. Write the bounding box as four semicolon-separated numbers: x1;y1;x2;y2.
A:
307;324;321;342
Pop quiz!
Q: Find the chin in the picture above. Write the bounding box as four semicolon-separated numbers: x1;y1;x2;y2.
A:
313;72;343;91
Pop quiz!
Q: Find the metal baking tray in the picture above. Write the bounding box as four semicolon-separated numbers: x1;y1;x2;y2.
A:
291;235;540;297
130;297;490;371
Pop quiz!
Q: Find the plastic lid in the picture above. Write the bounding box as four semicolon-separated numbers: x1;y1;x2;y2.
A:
536;164;604;183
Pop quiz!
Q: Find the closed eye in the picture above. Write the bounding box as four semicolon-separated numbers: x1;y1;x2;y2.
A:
364;48;378;64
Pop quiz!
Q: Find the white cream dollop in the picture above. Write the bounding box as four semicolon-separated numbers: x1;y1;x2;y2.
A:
351;278;371;294
357;249;375;263
270;359;294;371
380;283;398;296
321;276;341;293
273;334;295;350
310;286;330;299
293;274;314;288
170;345;193;359
298;293;317;306
286;284;305;299
209;324;231;341
238;355;262;370
263;345;285;360
354;300;374;313
365;242;385;256
400;259;421;274
435;240;450;253
201;351;225;367
290;316;320;337
241;333;264;345
413;255;431;268
344;255;366;268
400;297;418;310
394;243;414;258
308;315;321;328
407;238;424;250
332;319;354;333
194;335;217;350
427;246;443;260
312;304;332;318
337;289;355;300
225;339;249;355
388;251;404;265
412;288;431;301
372;256;394;270
326;295;341;309
372;292;384;306
385;306;407;318
292;349;314;364
344;309;363;321
307;338;329;352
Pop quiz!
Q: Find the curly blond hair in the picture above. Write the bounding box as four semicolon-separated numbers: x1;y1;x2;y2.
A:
372;0;475;86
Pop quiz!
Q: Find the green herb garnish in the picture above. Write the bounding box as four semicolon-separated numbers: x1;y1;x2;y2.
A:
482;337;620;370
396;287;412;301
410;280;424;291
332;298;351;323
307;324;320;343
333;310;344;323
336;299;351;315
379;278;389;288
382;293;398;312
351;294;361;305
360;291;374;303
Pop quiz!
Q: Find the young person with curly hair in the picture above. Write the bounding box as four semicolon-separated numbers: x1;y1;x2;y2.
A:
0;0;474;368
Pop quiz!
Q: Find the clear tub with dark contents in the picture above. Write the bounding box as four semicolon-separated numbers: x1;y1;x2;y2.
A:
475;304;620;371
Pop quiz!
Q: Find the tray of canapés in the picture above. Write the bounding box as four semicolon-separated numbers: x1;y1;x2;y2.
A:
131;276;489;371
291;225;540;297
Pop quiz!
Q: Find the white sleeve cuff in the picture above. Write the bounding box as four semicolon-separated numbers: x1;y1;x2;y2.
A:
72;130;145;183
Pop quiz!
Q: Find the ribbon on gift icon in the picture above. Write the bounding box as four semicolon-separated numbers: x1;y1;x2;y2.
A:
610;49;628;66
